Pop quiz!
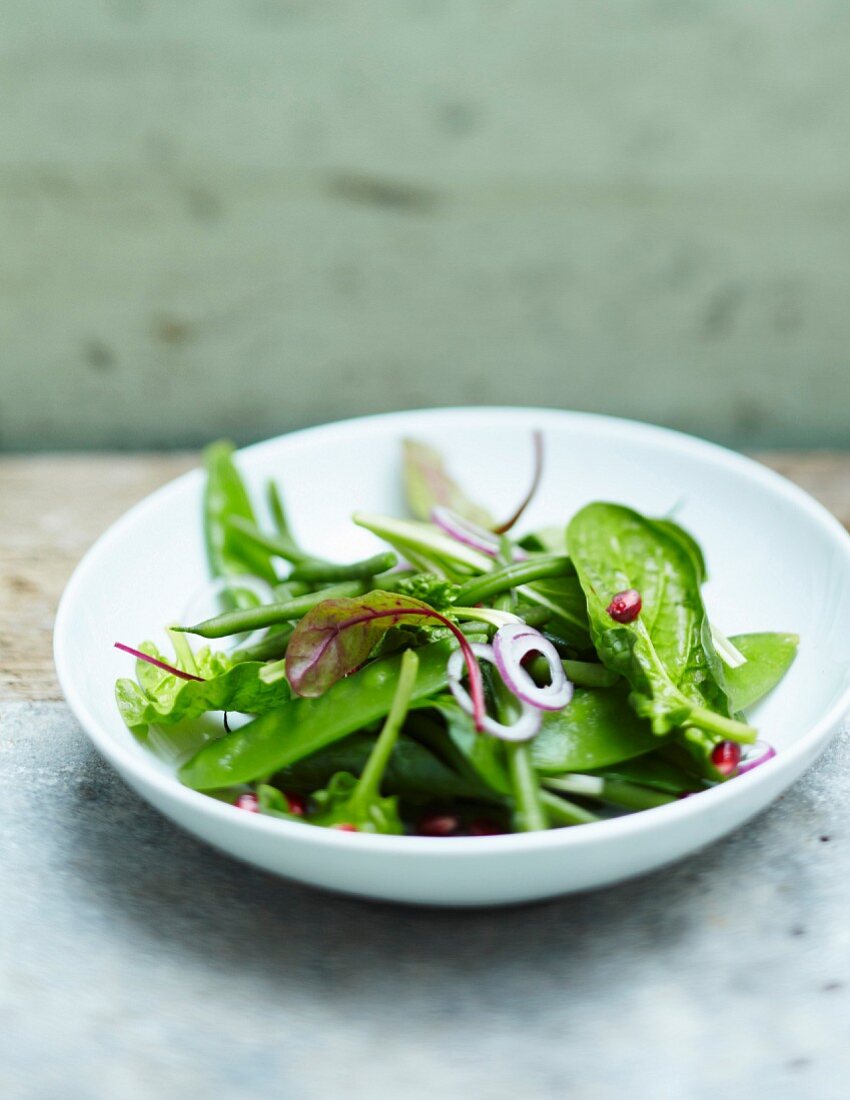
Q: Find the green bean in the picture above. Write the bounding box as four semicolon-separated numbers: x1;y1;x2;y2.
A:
542;774;674;813
230;624;296;663
455;555;573;606
226;515;314;566
289;551;398;584
539;790;600;826
177;574;406;639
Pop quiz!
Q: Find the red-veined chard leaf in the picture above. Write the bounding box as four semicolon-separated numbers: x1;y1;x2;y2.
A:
285;590;486;729
402;438;493;527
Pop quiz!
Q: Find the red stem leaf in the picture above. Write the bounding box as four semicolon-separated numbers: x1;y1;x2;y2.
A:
114;642;204;682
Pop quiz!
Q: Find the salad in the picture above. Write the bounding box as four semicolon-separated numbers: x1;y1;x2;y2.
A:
114;434;798;836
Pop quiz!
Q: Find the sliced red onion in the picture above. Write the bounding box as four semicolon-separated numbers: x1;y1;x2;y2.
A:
431;506;527;561
447;643;542;742
492;622;573;711
737;741;776;775
181;574;275;652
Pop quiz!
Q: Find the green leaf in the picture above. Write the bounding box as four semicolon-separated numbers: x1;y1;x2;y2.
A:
723;632;799;712
566;503;744;738
310;772;404;834
115;648;290;735
531;684;660;773
402;438;493;527
179;638;457;789
396;573;461;609
203;441;278;585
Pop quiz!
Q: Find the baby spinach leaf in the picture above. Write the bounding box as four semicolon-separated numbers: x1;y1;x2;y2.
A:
402;438;493;527
530;684;659;773
566;503;751;741
723;632;799;712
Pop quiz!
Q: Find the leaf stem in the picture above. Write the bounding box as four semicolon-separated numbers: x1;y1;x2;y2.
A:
507;742;548;831
538;790;599;826
351;649;419;813
168;625;199;677
688;706;757;744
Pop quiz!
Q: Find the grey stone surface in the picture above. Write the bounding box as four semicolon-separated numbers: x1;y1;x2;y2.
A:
1;700;848;1099
2;2;850;451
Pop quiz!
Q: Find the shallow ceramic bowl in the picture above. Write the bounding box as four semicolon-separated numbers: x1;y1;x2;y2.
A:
54;408;850;906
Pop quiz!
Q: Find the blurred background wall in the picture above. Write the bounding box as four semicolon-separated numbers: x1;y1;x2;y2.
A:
1;0;848;451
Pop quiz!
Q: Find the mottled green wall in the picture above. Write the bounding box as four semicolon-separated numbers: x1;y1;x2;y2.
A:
2;1;849;450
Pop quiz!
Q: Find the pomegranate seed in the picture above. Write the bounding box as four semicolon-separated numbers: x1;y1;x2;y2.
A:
711;740;741;776
234;793;259;812
285;792;306;817
469;818;505;836
606;589;642;623
331;823;358;832
417;812;460;837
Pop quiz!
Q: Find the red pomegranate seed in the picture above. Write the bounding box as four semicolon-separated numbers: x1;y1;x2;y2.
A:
285;792;307;817
711;740;741;776
417;812;460;837
234;793;259;812
606;589;642;623
331;823;358;832
469;818;505;836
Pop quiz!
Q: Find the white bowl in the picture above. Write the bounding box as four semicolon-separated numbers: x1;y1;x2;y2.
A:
54;408;850;906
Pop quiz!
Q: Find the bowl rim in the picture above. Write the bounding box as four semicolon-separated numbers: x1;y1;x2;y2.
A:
54;406;850;857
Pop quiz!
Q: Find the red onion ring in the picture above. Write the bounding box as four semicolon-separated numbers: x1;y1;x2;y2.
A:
431;506;527;561
492;622;573;711
737;741;776;775
447;643;542;742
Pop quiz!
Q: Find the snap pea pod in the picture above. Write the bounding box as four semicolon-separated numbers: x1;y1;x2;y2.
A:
289;551;399;584
723;632;799;712
179;638;458;790
203;442;278;586
177;573;405;639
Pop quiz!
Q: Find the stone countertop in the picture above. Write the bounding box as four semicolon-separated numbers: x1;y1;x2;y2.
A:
1;453;849;1099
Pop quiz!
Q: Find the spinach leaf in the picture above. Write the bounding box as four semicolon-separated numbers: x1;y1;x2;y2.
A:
566;503;752;741
723;632;799;712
